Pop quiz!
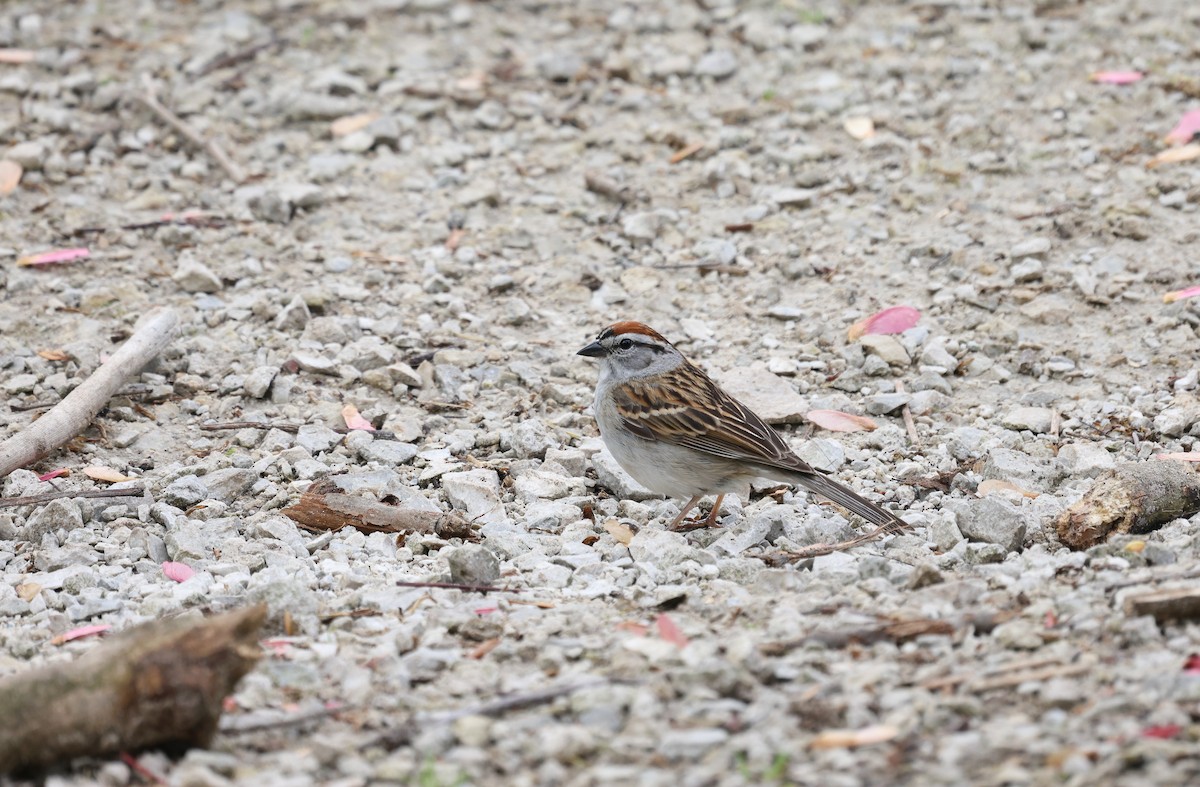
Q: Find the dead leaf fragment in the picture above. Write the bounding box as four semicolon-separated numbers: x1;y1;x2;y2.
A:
810;724;899;749
1156;451;1200;461
37;348;71;362
603;519;635;546
83;465;136;483
805;410;878;433
977;479;1039;499
17;247;90;267
51;624;111;645
1163;288;1200;305
330;112;380;137
16;582;41;602
669;141;705;164
1147;144;1200;169
0;159;21;195
655;614;689;648
843;116;876;140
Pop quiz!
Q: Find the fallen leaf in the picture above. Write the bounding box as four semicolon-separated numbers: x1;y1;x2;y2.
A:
1089;70;1144;85
37;348;71;361
1147;143;1200;169
1155;452;1200;462
604;519;635;546
0;159;21;195
1165;109;1200;145
1142;724;1182;740
341;403;375;432
16;582;41;602
468;637;501;659
805;410;878;433
616;621;648;636
0;48;35;64
51;624;111;645
843;116;876;140
977;479;1039;499
17;247;90;267
37;468;70;481
1163;287;1200;304
847;305;921;340
83;465;136;483
655;613;689;648
669;141;705;164
810;724;900;749
162;561;196;582
1125;540;1146;553
330;111;380;137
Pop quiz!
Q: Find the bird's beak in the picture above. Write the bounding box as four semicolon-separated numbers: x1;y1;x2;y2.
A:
576;341;606;358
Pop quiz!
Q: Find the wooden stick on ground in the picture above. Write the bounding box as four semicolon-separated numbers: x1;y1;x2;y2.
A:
134;81;246;184
0;486;146;510
0;308;179;480
0;605;266;774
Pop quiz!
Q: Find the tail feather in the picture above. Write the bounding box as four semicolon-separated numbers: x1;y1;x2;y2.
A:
791;471;905;531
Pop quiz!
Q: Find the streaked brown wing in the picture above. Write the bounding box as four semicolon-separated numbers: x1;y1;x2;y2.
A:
611;362;818;475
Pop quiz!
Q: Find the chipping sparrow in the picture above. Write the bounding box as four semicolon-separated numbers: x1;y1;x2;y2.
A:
577;321;905;532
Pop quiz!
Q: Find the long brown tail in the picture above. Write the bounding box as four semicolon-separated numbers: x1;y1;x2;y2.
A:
792;471;906;532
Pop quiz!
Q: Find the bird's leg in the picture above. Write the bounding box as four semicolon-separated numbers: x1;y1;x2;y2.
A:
667;495;703;530
701;494;725;528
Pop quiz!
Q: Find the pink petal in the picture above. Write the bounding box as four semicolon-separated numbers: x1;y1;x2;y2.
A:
806;410;878;433
162;561;196;582
1156;452;1200;462
0;48;36;64
16;247;90;267
655;613;689;648
1089;70;1144;85
1166;109;1200;146
847;306;921;340
1143;724;1182;740
341;404;375;432
37;468;70;481
1183;654;1200;674
1164;285;1200;304
52;624;111;645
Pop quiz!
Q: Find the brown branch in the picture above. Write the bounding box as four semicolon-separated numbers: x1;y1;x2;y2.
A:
759;610;1014;655
1055;461;1200;549
0;309;178;480
0;486;145;510
0;605;266;773
134;84;245;183
283;477;476;540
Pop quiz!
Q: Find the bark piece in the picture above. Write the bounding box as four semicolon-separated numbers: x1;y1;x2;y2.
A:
1123;587;1200;623
0;605;266;774
283;477;476;540
1055;461;1200;549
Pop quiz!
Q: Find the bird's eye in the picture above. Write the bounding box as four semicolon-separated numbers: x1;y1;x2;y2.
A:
618;338;633;350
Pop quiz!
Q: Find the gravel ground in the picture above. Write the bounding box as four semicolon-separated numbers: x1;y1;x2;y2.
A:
3;0;1200;784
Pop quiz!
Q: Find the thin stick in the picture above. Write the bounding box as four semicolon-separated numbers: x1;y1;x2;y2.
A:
0;486;146;510
418;678;615;724
219;703;345;734
395;581;520;594
199;422;398;440
134;86;246;183
896;381;919;445
0;309;178;480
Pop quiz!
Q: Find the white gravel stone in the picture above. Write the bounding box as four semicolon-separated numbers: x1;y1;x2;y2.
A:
442;468;508;525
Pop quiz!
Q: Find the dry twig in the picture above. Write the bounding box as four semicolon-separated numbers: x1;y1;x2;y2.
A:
0;309;178;480
134;81;245;183
0;486;145;510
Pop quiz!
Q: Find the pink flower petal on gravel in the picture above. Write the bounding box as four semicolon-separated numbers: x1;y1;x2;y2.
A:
1089;71;1143;85
37;468;70;481
656;614;689;648
17;247;90;267
341;403;375;431
1165;109;1200;146
51;624;111;645
847;306;921;340
162;561;196;582
1164;285;1200;304
1156;452;1200;462
806;410;878;433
